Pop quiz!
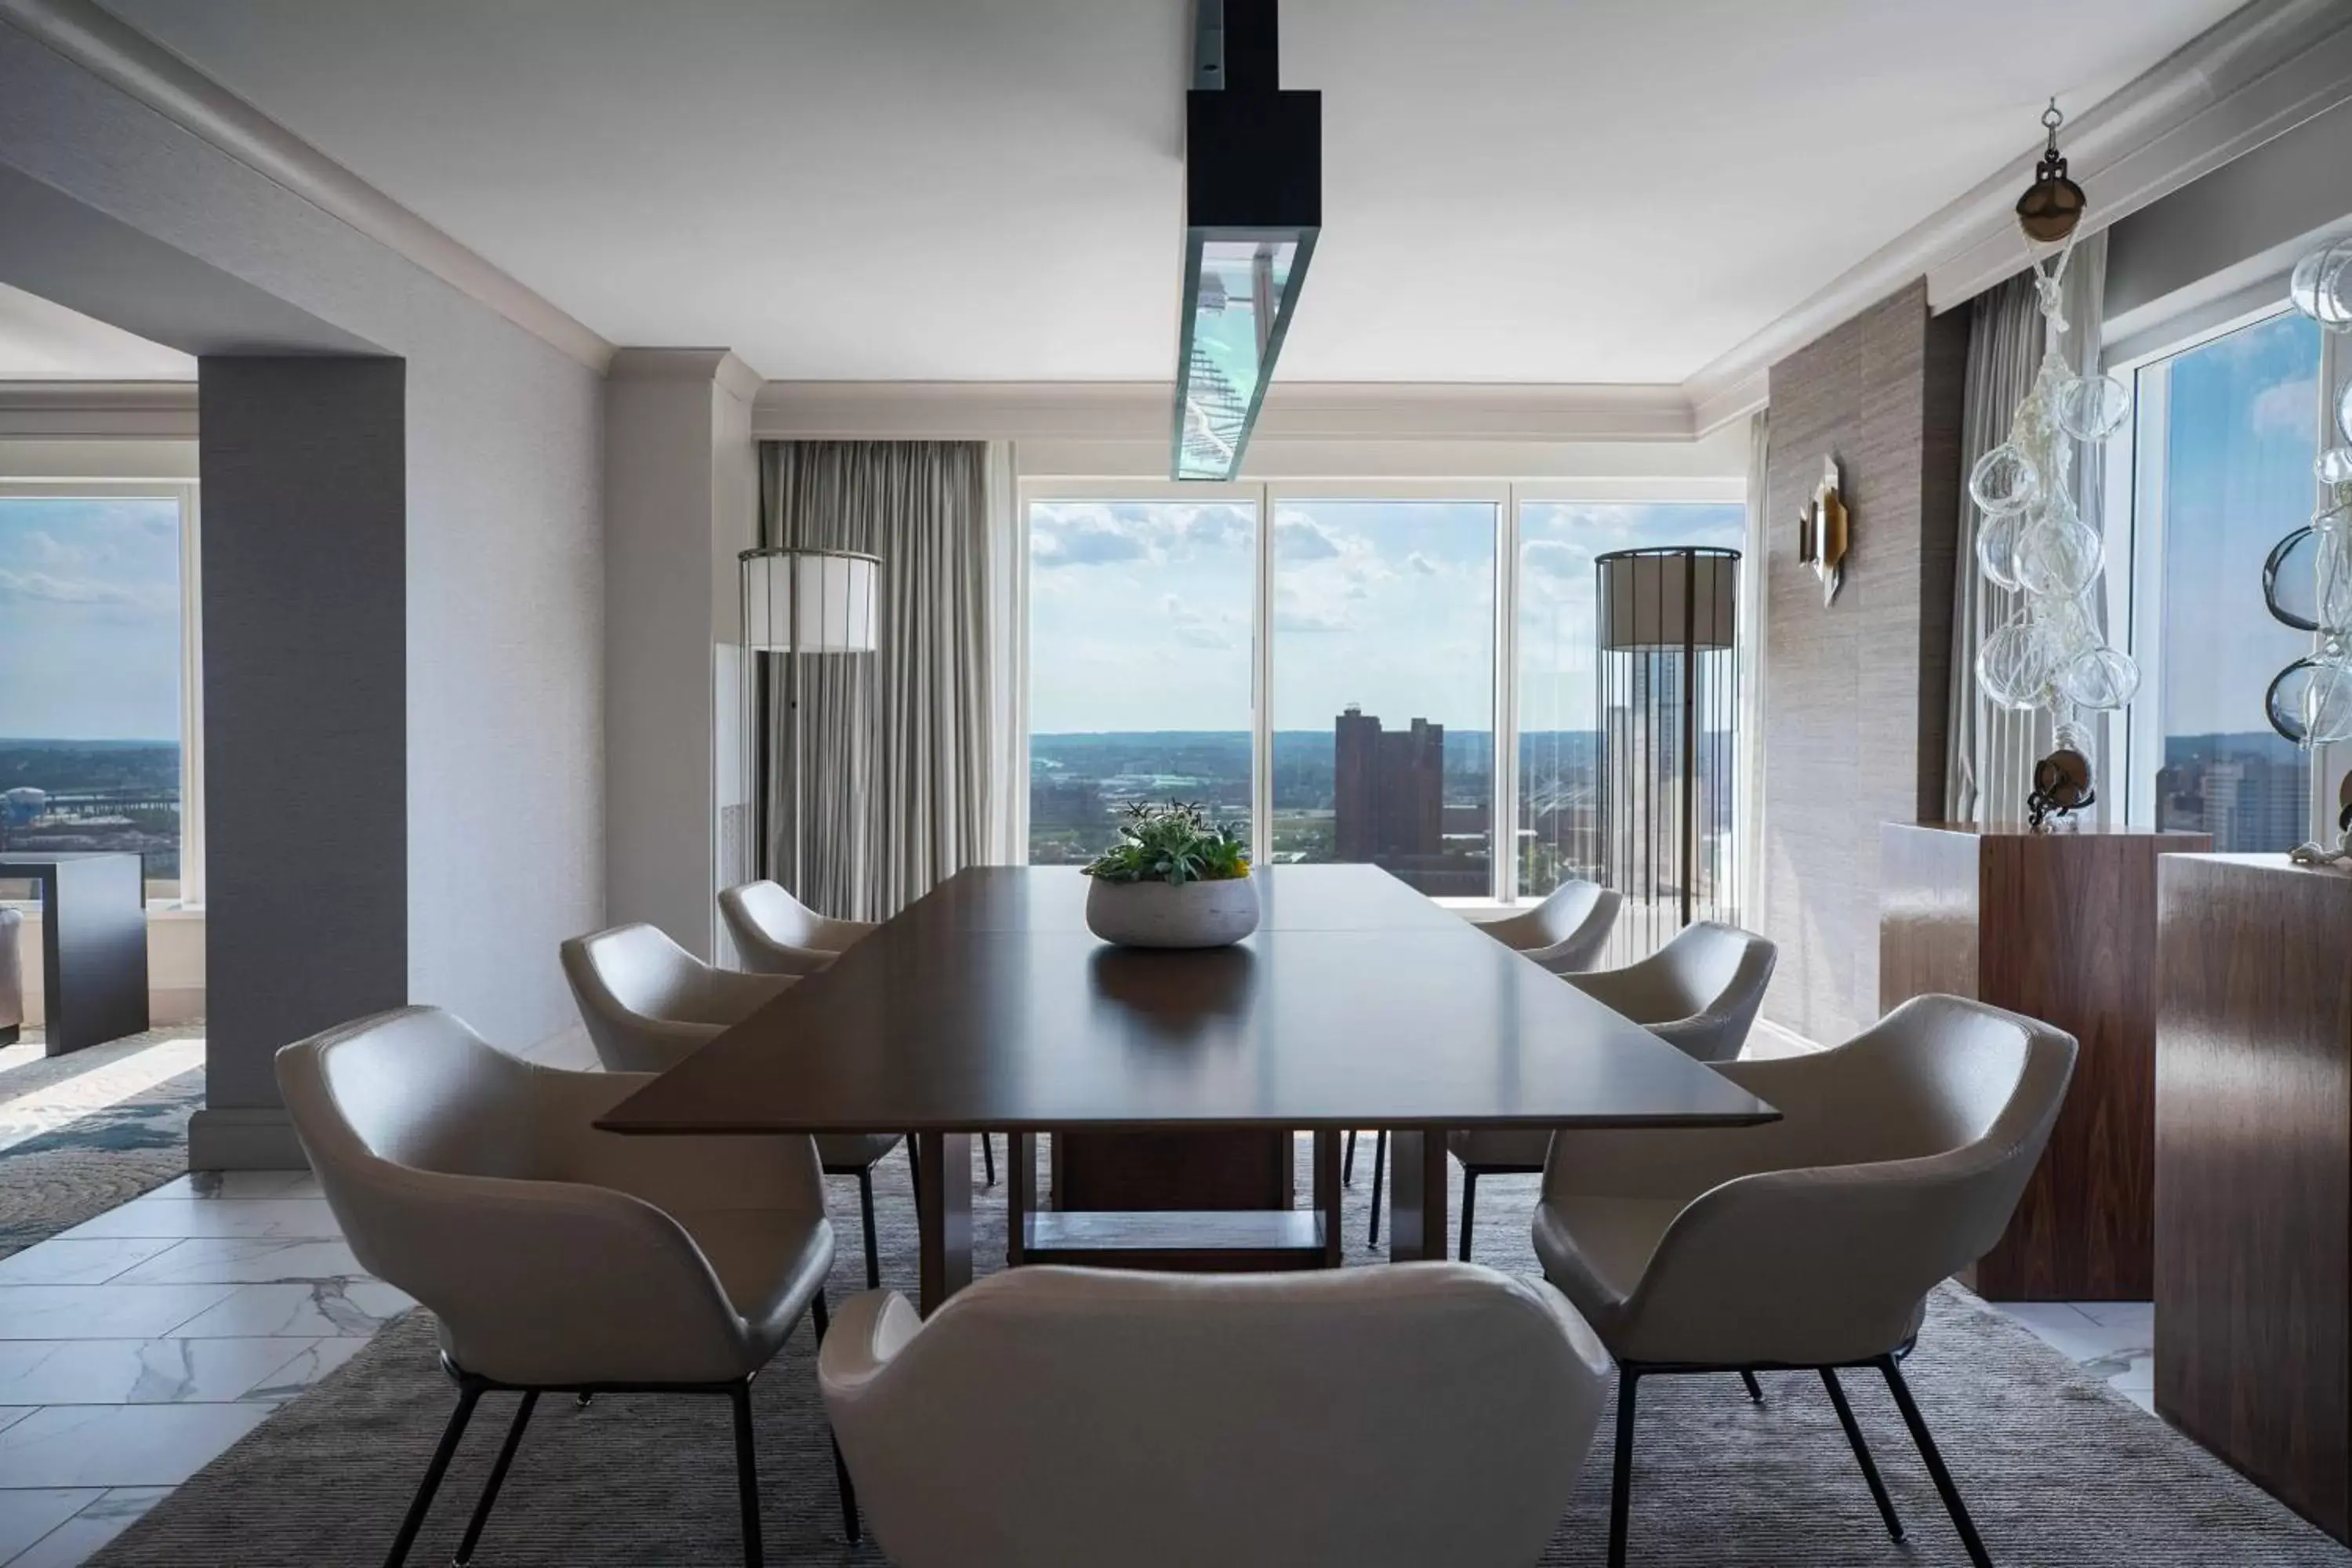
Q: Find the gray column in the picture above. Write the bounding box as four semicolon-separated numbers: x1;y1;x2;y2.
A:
191;356;408;1168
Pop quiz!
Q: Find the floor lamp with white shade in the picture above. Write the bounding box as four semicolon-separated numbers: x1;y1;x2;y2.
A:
739;546;880;908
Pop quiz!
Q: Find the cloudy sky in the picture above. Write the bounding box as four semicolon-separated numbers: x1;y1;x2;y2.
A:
2154;307;2325;740
0;495;182;742
1029;495;1743;735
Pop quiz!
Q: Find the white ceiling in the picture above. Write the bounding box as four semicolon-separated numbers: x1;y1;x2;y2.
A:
94;0;2245;385
0;280;194;379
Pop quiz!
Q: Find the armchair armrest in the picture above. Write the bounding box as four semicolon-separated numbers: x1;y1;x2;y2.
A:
816;1287;923;1405
530;1062;829;1224
695;966;797;1024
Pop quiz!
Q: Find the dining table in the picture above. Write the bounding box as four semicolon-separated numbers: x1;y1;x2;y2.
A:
597;863;1779;1315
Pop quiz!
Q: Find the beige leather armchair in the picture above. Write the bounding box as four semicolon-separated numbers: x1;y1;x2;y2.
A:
818;1263;1613;1568
718;878;876;978
1534;994;2076;1568
561;920;912;1289
275;1004;855;1568
1475;879;1621;970
1446;922;1780;1261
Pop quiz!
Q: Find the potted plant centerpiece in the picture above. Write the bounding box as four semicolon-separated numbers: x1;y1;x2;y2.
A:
1080;800;1260;949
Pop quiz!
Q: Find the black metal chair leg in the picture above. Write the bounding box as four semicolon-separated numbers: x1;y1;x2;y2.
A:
452;1391;538;1566
1740;1369;1764;1402
830;1430;862;1544
728;1381;764;1568
982;1133;996;1188
1607;1370;1640;1568
1821;1367;1903;1541
1457;1170;1479;1261
811;1288;829;1341
1367;1129;1387;1247
1344;1129;1357;1184
383;1381;481;1568
857;1168;881;1290
1879;1356;1991;1568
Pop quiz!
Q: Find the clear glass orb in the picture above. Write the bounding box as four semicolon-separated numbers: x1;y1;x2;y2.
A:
1976;513;2021;590
2055;375;2132;442
2055;644;2140;710
2318;445;2352;486
2292;238;2352;332
2318;513;2352;636
2339;380;2352;446
2265;525;2318;630
1976;614;2059;710
1969;443;2041;517
2013;505;2104;597
2269;655;2352;746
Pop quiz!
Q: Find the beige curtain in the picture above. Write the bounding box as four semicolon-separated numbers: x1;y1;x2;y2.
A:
758;441;992;920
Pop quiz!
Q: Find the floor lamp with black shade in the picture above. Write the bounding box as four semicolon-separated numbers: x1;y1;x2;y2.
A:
1595;545;1740;960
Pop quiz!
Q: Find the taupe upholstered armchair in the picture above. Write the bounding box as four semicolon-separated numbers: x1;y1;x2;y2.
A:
1534;993;2076;1568
1475;879;1621;970
818;1263;1613;1568
561;920;912;1288
276;1005;855;1568
1448;922;1778;1262
718;879;876;978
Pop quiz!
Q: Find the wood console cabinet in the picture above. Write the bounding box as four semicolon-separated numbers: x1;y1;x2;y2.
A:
2156;853;2352;1542
1878;822;2208;1300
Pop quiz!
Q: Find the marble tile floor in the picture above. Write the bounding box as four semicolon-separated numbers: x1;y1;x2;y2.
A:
0;1160;2165;1566
0;1170;405;1566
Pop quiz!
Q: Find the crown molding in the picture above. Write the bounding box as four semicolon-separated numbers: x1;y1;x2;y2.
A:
608;347;766;401
0;0;615;373
0;378;195;437
752;379;1697;444
1679;0;2352;421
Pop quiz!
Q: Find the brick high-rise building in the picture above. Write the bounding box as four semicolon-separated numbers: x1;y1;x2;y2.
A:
1333;706;1445;866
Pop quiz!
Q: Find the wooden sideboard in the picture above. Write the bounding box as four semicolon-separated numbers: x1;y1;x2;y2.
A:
2156;852;2352;1542
1878;822;2209;1300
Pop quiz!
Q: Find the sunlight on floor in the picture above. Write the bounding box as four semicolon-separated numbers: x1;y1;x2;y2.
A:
0;1036;207;1152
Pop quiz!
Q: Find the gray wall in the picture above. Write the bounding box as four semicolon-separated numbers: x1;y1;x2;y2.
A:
0;22;604;1155
1760;280;1968;1045
199;358;408;1112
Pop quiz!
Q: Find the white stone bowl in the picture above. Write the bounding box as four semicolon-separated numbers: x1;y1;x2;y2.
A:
1083;872;1261;949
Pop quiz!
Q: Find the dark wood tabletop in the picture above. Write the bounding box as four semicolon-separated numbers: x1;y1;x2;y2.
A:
596;865;1777;1138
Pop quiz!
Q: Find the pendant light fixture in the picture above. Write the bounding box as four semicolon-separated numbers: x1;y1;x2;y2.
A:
1173;0;1320;481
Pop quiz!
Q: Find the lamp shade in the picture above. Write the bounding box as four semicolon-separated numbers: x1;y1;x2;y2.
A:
1597;546;1739;652
739;548;878;653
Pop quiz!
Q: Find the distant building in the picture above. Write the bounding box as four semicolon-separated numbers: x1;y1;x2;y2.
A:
2158;749;2307;852
2;787;45;826
1333;705;1450;879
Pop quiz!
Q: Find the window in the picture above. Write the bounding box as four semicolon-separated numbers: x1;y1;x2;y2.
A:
1023;480;1752;911
1516;502;1747;902
1269;499;1495;895
0;485;201;902
2125;310;2325;851
1027;498;1257;864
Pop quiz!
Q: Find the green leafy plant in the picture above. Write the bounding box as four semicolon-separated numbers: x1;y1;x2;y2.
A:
1081;800;1250;885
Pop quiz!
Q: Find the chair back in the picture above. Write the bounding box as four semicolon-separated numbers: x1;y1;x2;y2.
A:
1487;880;1622;970
560;922;733;1069
720;879;826;953
820;1263;1612;1568
1568;920;1777;1062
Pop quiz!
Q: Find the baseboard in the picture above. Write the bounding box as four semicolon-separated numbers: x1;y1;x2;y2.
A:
187;1106;309;1171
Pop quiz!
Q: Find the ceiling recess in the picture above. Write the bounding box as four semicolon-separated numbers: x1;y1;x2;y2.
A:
1173;0;1320;481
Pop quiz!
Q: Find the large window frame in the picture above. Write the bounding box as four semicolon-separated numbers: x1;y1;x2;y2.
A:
0;477;205;906
2105;297;2345;842
1019;474;1749;906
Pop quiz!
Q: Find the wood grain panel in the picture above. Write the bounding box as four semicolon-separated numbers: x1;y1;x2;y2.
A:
1051;1129;1293;1211
2156;853;2352;1541
1879;822;2206;1299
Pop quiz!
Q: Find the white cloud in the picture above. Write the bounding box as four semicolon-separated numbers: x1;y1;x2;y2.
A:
2251;376;2319;441
1164;593;1241;650
0;568;171;612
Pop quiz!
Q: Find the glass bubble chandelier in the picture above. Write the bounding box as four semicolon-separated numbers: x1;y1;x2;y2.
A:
1969;101;2139;826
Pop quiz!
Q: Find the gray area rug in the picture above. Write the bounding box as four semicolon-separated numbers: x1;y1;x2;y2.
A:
0;1029;204;1257
93;1138;2352;1566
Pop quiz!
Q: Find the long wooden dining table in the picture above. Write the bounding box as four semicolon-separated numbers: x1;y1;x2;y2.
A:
597;864;1778;1315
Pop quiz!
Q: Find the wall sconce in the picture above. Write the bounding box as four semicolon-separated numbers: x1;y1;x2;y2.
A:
1795;454;1846;607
